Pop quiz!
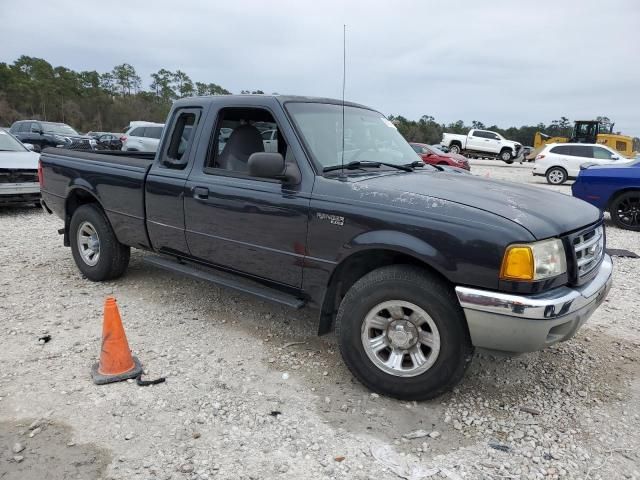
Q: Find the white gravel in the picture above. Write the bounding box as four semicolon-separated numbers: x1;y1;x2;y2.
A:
1;159;639;479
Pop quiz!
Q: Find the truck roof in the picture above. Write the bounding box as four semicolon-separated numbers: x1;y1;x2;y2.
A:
173;94;375;112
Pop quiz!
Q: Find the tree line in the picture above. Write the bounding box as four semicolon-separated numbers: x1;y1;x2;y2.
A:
0;56;240;132
0;56;636;149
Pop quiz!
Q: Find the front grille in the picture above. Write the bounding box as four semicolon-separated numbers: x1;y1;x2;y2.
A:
0;169;38;184
572;224;604;279
66;139;94;150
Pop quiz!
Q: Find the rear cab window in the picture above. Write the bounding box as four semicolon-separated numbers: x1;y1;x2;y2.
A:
160;108;201;170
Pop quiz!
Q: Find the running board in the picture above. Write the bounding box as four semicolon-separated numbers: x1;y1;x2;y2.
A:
143;255;306;309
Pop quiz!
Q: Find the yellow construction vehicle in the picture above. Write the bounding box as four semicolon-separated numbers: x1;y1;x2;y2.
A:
531;120;636;160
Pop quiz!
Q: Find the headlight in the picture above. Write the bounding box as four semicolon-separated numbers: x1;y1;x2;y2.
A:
500;238;566;281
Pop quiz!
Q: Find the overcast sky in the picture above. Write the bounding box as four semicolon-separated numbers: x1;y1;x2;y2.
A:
2;0;639;137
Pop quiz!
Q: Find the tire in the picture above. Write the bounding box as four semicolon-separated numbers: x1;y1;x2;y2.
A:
609;191;640;231
335;265;473;400
545;167;567;185
449;144;461;155
500;150;513;163
69;204;130;281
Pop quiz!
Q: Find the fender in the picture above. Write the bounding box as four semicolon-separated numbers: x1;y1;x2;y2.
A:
342;229;452;275
316;230;453;335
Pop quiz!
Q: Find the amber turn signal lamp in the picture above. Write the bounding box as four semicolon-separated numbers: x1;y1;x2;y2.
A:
500;246;534;281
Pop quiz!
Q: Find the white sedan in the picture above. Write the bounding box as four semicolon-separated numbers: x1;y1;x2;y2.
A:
0;130;41;206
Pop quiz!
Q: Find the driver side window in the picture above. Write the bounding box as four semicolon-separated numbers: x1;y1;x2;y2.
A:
592;147;615;160
205;107;288;177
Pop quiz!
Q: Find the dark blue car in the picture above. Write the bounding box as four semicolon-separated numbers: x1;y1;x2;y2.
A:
572;160;640;231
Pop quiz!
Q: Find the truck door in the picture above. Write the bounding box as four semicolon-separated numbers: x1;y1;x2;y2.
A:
145;107;202;255
466;130;484;151
486;132;502;153
184;105;309;288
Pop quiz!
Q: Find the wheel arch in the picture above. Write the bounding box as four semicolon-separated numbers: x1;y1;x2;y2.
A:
607;187;640;210
64;186;105;247
317;239;453;336
545;164;567;176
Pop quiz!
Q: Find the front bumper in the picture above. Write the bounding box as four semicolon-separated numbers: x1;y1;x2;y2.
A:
455;254;612;353
0;182;40;204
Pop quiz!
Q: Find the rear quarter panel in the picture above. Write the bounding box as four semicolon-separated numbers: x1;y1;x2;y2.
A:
572;163;640;210
40;150;151;248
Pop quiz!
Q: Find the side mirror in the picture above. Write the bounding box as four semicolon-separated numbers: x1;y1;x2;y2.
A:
248;152;301;184
23;143;35;151
611;155;619;160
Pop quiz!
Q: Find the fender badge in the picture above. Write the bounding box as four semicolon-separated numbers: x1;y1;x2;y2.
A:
316;212;344;226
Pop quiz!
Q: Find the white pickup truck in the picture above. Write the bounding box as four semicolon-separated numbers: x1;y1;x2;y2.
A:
441;129;522;164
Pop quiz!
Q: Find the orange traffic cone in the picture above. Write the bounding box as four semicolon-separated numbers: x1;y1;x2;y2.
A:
91;297;142;385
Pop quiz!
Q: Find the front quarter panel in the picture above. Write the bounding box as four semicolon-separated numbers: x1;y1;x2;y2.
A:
303;175;534;306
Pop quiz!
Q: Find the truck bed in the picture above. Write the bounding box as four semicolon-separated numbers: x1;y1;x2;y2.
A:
40;148;155;249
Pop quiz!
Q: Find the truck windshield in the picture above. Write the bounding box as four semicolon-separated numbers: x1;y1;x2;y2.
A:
0;130;28;152
42;122;79;136
286;102;424;171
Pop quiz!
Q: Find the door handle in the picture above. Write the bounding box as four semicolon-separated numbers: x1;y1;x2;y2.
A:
193;186;209;199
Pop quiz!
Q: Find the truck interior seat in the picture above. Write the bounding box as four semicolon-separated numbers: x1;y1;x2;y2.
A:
217;124;264;172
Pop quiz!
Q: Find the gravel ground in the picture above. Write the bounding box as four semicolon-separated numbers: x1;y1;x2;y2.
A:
1;159;639;479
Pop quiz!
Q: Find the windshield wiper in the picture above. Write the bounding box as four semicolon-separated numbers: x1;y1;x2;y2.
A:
404;161;426;168
323;160;413;173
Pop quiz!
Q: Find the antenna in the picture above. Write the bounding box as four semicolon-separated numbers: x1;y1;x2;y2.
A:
341;24;346;175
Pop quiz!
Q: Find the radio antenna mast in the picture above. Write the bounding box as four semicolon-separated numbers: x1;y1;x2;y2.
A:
340;24;346;175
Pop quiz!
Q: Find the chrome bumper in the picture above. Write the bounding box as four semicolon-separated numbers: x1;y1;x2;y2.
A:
0;182;40;195
455;254;613;352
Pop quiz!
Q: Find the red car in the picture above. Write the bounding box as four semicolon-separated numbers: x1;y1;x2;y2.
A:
410;143;470;171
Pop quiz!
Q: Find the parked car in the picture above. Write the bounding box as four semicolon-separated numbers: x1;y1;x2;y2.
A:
410;143;470;171
431;144;449;153
9;120;96;152
121;122;164;152
441;129;522;163
95;133;124;151
533;143;629;185
0;129;40;206
86;131;107;138
39;95;612;400
572;160;640;230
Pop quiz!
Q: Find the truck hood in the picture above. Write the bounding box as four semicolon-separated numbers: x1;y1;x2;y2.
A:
352;171;601;239
0;150;40;170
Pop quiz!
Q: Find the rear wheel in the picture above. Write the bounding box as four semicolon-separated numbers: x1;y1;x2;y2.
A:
336;265;473;400
70;204;130;281
449;144;461;155
546;167;567;185
610;191;640;231
500;150;514;163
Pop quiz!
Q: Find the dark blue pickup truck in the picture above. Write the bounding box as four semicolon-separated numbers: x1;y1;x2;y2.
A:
39;95;612;399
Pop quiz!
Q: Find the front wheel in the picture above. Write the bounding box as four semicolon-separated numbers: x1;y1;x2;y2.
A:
610;191;640;231
336;265;473;400
70;204;130;281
